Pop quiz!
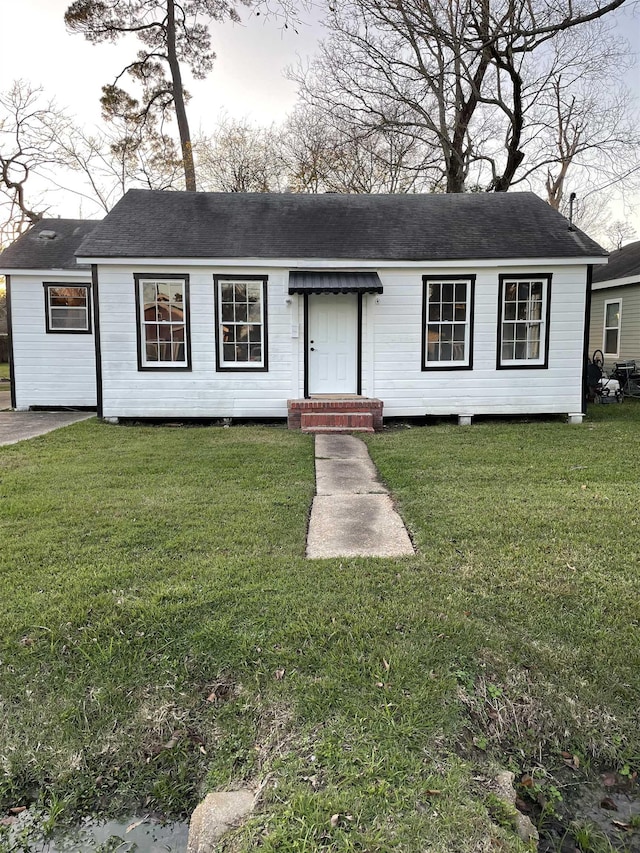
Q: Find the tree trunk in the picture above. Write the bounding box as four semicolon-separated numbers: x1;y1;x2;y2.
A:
166;0;197;191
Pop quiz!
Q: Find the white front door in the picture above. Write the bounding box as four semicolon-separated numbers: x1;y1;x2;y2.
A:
308;293;358;395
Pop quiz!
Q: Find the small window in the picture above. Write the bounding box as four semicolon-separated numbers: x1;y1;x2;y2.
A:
603;299;621;357
44;284;91;333
135;275;191;370
214;276;268;371
498;275;551;368
422;276;475;369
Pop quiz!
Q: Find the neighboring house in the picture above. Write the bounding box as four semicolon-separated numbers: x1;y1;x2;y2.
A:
1;190;607;427
588;240;640;371
0;219;99;410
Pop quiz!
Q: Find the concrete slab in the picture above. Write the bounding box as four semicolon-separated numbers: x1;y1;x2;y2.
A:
306;494;414;558
0;411;95;446
315;457;386;495
315;433;371;459
0;386;11;411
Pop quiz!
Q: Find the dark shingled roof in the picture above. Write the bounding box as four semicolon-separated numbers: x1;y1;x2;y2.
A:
76;190;606;262
0;219;99;270
593;240;640;283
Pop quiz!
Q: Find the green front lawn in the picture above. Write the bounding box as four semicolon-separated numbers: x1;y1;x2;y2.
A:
1;408;639;851
0;363;9;381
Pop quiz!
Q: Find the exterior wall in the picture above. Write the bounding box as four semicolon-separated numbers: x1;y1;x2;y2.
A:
589;283;640;372
10;273;97;409
369;264;586;416
97;261;589;419
99;265;293;419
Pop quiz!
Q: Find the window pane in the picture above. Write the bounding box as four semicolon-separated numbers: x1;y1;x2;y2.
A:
518;282;530;301
219;280;264;366
441;303;453;322
429;283;441;301
442;283;453;302
453;324;465;342
140;279;187;365
50;307;87;329
505;303;516;321
502;323;514;343
531;281;543;299
505;283;517;302
440;342;452;360
605;329;619;353
455;283;466;301
528;300;542;321
605;303;619;327
428;303;440;322
454;302;466;321
440;325;452;343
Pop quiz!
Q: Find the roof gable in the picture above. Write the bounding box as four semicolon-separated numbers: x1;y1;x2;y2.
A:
76;190;605;262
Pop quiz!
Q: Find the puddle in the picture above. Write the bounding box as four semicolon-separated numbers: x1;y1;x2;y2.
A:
2;812;189;852
532;771;640;852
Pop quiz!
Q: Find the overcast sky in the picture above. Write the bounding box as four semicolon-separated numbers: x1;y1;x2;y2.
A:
0;0;639;237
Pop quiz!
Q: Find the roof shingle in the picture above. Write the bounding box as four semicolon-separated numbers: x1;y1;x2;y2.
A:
0;219;99;270
76;190;606;262
592;240;640;283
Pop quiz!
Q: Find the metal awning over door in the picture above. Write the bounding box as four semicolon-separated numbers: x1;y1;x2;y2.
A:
288;271;383;294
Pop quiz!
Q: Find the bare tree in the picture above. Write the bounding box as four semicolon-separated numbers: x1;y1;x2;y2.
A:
195;117;285;192
0;82;65;245
290;0;630;194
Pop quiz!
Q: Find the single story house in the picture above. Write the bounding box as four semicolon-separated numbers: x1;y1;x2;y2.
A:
588;240;640;371
1;190;607;428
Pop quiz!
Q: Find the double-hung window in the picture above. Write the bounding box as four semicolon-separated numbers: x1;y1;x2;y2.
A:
498;275;551;368
214;276;268;371
603;299;621;357
422;276;474;369
135;274;191;370
44;284;91;333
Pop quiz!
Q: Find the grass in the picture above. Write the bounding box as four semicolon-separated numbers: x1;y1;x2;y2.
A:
0;363;9;381
1;406;639;852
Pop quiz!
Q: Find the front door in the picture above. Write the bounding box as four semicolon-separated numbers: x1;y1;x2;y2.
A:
307;293;358;395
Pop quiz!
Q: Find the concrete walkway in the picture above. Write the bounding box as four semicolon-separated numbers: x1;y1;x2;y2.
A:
306;434;414;559
0;410;95;446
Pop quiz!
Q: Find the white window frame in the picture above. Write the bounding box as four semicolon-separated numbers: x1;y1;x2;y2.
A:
603;298;622;358
498;275;551;369
135;275;190;370
215;276;268;371
422;276;474;369
44;284;91;333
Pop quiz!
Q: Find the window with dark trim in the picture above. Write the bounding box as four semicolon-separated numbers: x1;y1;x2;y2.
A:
422;275;475;370
603;299;621;357
498;274;551;369
134;274;191;370
44;283;92;333
214;276;268;371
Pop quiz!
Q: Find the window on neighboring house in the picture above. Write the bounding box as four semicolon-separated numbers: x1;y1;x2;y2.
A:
214;276;268;370
44;284;91;333
422;276;475;369
603;299;621;357
498;275;551;368
135;275;191;370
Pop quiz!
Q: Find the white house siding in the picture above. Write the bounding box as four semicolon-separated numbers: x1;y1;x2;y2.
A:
98;264;294;419
10;273;97;410
589;284;640;372
97;260;589;420
370;264;588;417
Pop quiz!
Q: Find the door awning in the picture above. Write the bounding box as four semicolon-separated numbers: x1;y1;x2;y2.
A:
288;271;383;294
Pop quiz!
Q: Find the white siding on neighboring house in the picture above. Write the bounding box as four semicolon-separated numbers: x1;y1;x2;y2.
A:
10;272;97;410
97;259;589;420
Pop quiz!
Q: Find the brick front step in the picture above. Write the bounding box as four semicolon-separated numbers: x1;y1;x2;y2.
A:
301;411;374;433
288;398;383;432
